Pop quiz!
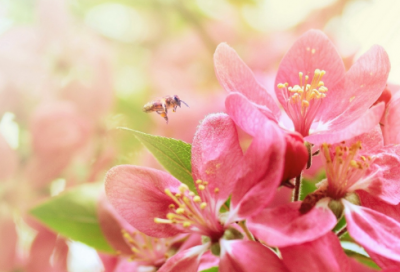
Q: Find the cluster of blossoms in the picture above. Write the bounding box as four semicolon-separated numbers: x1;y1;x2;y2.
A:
105;30;400;271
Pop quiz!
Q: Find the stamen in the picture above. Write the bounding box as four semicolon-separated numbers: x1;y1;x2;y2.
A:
277;69;328;136
323;141;372;199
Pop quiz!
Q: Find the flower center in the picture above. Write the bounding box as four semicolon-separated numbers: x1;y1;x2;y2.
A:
322;141;372;199
154;181;224;241
122;229;173;267
277;69;328;136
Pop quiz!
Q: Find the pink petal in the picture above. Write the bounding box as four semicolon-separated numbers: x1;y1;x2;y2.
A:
305;103;384;145
344;200;400;262
192;113;243;204
214;43;281;119
359;145;400;205
225;93;286;220
321;45;390;125
247;201;336;247
220;240;289;272
113;258;141;272
98;254;119;272
0;218;17;271
275;30;345;117
158;244;208;272
105;165;182;238
383;91;400;145
26;228;58;272
97;195;133;255
358;190;400;223
280;232;351;272
198;251;219;271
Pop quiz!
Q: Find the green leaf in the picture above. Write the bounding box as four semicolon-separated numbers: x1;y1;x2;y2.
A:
119;127;195;192
200;267;219;272
30;183;114;253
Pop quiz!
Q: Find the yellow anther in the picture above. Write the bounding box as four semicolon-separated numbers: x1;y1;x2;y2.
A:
314;69;321;76
320;70;326;76
183;222;191;227
302;100;310;108
200;202;207;209
350;160;358;168
168;204;175;209
360;156;366;161
196;180;203;184
131;247;139;253
214;188;220;193
198;185;205;191
189;192;195;196
203;181;209;185
193;196;201;202
179;184;189;192
318;81;324;87
285;82;289;87
175;193;181;198
167;213;175;220
176;208;185;214
277;83;285;88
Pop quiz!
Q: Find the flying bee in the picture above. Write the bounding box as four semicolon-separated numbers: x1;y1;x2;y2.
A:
143;95;189;123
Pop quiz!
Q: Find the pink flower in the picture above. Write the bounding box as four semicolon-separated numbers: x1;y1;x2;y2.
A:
246;126;400;262
214;29;390;145
97;195;203;271
106;113;288;272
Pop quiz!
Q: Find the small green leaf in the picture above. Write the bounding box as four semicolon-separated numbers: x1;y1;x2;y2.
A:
119;127;195;192
200;267;219;272
30;183;114;253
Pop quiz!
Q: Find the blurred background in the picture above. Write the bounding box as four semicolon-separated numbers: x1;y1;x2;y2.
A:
0;0;400;271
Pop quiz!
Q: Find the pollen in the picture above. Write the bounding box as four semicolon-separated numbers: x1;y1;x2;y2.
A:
154;180;222;235
322;141;373;199
121;229;172;263
277;69;328;136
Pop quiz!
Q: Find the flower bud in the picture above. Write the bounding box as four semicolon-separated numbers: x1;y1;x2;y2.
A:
282;131;308;185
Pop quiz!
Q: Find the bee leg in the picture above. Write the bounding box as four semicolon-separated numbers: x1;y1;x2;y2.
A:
157;111;169;124
173;105;177;113
162;102;168;114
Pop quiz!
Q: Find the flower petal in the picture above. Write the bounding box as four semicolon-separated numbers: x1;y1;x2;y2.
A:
0;218;17;271
280;232;351;272
225;93;286;220
383;91;400;145
353;145;400;205
344;200;400;262
275;29;345;116
321;45;390;125
97;195;133;255
220;240;289;272
214;43;281;119
105;165;182;238
247;201;336;247
158;244;208;272
0;133;18;181
305;103;384;145
192;113;243;205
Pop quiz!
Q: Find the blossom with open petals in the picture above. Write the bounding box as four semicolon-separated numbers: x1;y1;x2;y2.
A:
214;29;390;145
106;113;288;272
246;127;400;263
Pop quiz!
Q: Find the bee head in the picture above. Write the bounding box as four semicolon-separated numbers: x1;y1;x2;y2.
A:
174;95;181;107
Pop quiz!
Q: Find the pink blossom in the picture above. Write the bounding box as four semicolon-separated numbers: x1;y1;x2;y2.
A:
214;29;390;145
106;113;288;271
246;127;400;262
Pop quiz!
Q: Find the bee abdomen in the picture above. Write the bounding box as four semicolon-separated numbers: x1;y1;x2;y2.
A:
143;102;154;112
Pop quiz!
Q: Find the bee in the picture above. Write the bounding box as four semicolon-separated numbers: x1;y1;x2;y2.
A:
143;95;189;123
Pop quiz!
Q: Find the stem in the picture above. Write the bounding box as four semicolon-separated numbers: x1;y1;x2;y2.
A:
293;175;302;201
238;221;255;241
336;225;348;238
